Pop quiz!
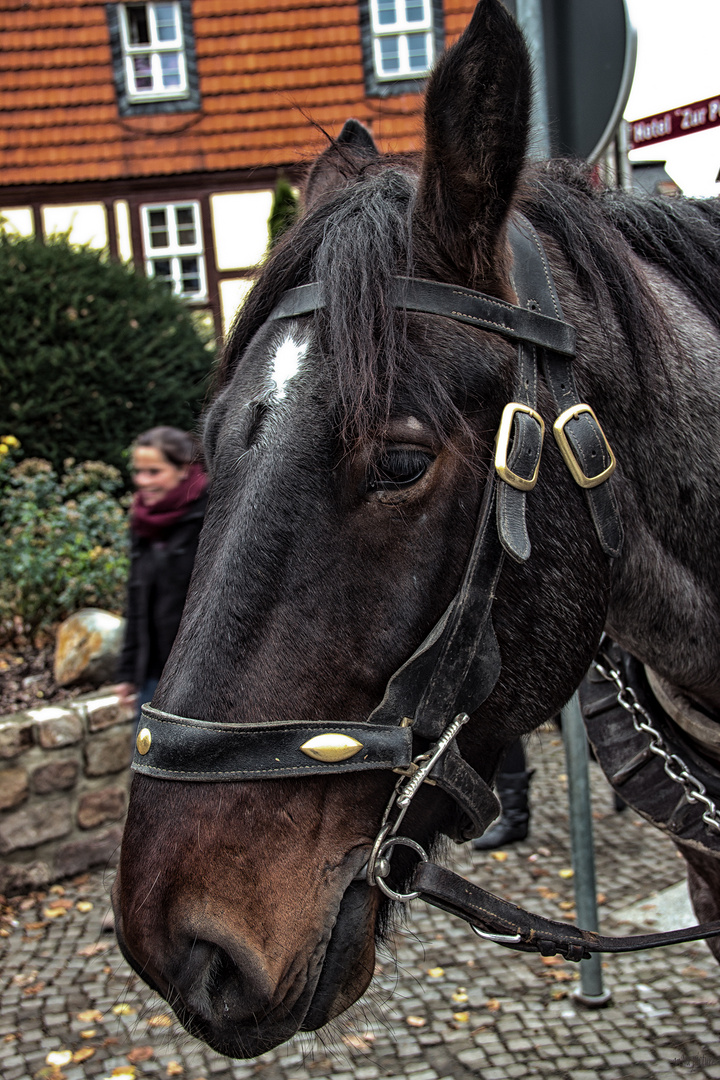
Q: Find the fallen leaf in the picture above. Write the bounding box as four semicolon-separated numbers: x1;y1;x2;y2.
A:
80;1029;97;1039
166;1063;184;1077
451;989;468;1004
49;885;66;896
13;971;39;985
550;988;568;1000
127;1046;154;1063
77;942;110;957
485;998;501;1011
558;901;575;911
535;887;559;900
77;1010;104;1023
405;1015;426;1027
72;874;90;886
76;901;94;913
558;868;574;879
452;1011;470;1023
43;908;67;919
147;1013;173;1028
537;847;551;857
427;966;445;978
109;1070;137;1079
112;1003;136;1016
681;965;709;978
540;956;564;966
3;1033;20;1042
34;1068;64;1080
46;1051;73;1067
549;971;574;982
24;921;47;931
73;1048;96;1063
490;851;508;861
23;982;45;996
597;893;607;905
341;1034;373;1052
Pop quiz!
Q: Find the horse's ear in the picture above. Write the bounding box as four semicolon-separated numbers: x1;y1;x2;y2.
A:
304;119;379;210
416;0;531;290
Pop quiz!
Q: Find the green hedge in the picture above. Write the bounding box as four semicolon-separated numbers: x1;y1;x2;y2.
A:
0;436;130;642
0;233;215;478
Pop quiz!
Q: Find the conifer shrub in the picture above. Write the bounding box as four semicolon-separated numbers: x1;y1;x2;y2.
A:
0;233;215;477
268;175;300;246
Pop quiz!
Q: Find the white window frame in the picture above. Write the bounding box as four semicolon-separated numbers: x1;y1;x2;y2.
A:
369;0;434;81
141;201;207;301
119;2;188;102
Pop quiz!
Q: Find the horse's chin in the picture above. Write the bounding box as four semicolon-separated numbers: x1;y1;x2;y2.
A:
112;871;380;1059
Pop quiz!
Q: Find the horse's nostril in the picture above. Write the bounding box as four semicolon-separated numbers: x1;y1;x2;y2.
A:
173;938;238;1023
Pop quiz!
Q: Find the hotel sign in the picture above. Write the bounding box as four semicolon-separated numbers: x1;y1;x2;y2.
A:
628;94;720;150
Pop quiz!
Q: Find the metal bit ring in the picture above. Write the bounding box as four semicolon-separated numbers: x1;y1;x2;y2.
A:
373;836;429;902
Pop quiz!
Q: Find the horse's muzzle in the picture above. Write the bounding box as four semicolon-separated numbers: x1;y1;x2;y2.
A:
112;851;381;1058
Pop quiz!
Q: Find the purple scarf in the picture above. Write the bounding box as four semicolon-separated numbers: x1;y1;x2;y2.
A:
131;463;208;541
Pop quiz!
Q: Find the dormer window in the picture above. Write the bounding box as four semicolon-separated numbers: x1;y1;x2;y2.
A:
121;3;186;100
107;0;200;116
359;0;443;97
371;0;434;79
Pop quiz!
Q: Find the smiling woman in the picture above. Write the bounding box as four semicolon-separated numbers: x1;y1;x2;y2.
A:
113;427;208;725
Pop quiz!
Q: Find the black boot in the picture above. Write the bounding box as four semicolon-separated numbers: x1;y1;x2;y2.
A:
472;771;532;850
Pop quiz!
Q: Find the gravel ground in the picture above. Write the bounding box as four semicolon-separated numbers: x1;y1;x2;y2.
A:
2;728;720;1080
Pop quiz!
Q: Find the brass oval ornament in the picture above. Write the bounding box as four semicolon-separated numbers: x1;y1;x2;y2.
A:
300;733;363;763
136;727;152;756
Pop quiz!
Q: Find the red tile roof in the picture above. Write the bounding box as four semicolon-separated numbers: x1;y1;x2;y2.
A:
0;0;477;189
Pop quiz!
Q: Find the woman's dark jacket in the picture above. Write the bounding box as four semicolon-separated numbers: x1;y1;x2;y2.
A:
116;492;208;687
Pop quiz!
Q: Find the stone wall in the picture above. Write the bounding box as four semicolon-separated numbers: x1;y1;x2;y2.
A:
0;691;134;893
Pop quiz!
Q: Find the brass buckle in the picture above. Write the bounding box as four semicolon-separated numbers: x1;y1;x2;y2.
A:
494;403;545;491
553;404;616;489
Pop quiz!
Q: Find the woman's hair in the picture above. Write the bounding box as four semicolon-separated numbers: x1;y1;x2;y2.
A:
133;427;200;468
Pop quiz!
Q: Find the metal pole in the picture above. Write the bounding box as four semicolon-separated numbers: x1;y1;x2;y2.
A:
561;691;612;1006
515;0;551;159
616;120;635;193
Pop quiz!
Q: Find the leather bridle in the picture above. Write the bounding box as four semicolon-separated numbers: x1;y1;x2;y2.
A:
131;214;720;960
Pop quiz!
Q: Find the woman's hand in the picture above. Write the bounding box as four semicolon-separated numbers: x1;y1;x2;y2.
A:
113;682;137;709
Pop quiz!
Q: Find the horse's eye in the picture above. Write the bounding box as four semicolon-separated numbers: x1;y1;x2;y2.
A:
366;448;433;492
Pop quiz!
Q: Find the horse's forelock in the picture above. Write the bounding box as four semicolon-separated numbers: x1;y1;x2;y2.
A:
311;169;415;442
217;168;474;449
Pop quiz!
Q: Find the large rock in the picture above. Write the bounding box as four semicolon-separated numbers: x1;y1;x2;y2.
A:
54;609;125;687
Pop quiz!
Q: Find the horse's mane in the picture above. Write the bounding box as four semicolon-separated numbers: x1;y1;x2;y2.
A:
522;161;720;364
218;157;720;440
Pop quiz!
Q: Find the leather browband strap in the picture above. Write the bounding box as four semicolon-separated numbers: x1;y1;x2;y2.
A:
412;861;720;961
269;276;577;356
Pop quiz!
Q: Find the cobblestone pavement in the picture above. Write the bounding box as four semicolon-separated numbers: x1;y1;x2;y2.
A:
2;729;720;1080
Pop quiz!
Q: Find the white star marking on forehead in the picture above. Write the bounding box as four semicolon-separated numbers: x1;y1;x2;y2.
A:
269;332;308;401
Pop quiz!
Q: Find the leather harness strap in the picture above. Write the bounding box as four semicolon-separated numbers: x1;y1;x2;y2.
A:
411;861;720;961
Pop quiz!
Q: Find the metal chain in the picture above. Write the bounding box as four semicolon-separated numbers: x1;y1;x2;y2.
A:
593;650;720;834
